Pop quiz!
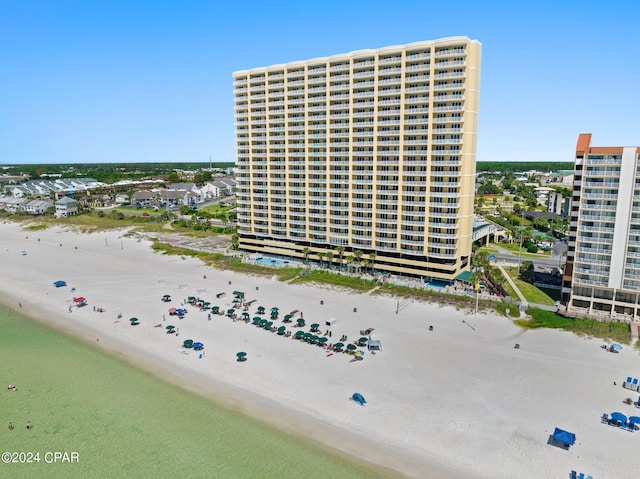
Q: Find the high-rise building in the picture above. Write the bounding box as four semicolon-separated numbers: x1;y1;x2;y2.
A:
233;36;481;280
562;134;640;320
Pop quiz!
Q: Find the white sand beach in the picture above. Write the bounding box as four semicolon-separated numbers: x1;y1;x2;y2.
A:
1;221;638;479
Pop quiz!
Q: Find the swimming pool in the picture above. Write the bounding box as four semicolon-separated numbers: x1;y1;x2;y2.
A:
255;257;290;268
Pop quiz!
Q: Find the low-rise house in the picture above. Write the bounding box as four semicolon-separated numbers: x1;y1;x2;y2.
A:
0;196;26;213
55;196;78;217
132;190;158;208
23;199;53;215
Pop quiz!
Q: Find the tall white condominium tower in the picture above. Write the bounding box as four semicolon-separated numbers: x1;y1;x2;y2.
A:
562;134;640;321
233;36;481;280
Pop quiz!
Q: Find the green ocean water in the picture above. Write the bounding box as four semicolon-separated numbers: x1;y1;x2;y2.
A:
0;306;389;479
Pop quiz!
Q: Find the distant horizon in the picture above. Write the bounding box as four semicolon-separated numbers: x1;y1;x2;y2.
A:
2;2;638;164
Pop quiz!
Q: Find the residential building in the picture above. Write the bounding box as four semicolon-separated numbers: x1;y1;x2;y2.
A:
561;134;640;320
547;189;570;217
233;36;482;280
23;199;53;215
55;196;78;217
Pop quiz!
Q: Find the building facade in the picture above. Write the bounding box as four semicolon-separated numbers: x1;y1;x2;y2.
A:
233;37;481;280
562;134;640;321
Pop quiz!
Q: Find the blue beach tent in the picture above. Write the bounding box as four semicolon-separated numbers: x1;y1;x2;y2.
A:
552;427;576;446
352;393;367;406
53;280;67;287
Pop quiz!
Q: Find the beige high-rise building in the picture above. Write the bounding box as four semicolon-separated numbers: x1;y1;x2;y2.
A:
561;134;640;320
233;36;482;280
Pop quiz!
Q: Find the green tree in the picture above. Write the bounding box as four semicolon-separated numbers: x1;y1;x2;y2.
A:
368;252;376;272
302;247;310;263
166;172;181;183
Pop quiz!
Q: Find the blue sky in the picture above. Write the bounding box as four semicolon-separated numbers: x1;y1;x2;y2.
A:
1;0;638;165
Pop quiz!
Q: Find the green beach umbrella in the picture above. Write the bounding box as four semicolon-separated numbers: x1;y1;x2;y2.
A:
129;317;138;322
183;339;193;348
297;318;305;326
277;326;286;335
295;330;305;338
265;321;273;329
309;335;319;344
284;314;292;320
358;337;369;345
252;317;261;324
333;342;344;351
310;323;320;332
257;306;265;314
188;296;196;302
347;344;357;351
212;306;219;312
166;325;175;331
318;337;328;344
227;308;236;315
242;311;250;318
236;352;247;361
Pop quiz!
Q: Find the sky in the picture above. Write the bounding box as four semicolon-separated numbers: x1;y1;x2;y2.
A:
1;0;638;165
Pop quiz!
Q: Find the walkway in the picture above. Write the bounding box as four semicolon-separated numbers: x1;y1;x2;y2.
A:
497;264;528;316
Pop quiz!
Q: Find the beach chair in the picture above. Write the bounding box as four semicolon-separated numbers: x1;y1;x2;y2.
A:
633;378;639;391
624;377;633;389
570;471;577;479
578;473;584;479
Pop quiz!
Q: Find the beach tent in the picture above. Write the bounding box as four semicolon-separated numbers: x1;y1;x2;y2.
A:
368;339;382;351
73;297;87;306
183;339;194;348
552;428;576;447
53;280;67;287
610;412;627;426
352;393;367;406
193;342;204;351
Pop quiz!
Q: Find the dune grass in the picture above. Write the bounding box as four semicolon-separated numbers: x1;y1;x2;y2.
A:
517;307;631;343
289;270;377;293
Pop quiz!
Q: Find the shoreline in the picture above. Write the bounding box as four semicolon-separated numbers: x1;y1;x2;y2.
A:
2;222;638;479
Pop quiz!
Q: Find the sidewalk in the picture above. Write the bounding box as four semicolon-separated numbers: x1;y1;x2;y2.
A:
497;264;528;316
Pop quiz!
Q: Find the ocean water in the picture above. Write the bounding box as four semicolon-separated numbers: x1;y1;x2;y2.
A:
0;305;389;479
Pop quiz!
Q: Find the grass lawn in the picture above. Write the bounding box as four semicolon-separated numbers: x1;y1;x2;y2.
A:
504;266;557;305
498;242;552;258
198;203;235;215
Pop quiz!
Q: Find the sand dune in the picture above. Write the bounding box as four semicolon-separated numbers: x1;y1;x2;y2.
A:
1;222;638;479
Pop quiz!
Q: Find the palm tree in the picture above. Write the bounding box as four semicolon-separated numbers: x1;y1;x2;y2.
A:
362;259;370;274
317;252;325;268
231;233;239;250
345;256;354;274
303;247;310;263
368;252;376;272
326;252;334;269
353;249;363;263
336;246;345;270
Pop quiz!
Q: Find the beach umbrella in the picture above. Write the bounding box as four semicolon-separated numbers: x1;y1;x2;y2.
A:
277;326;286;335
242;311;250;318
309;335;319;344
310;323;320;332
166;325;175;331
358;337;369;345
265;321;273;329
227;308;236;316
236;351;247;361
129;317;139;325
303;332;313;341
260;319;268;326
318;337;328;344
168;308;177;314
271;306;279;311
628;416;640;428
333;342;344;351
183;339;193;348
53;280;67;287
294;330;305;338
203;301;211;307
257;306;265;313
188;296;196;302
193;342;204;350
346;344;357;352
297;318;306;327
284;314;292;321
212;306;220;312
252;317;261;324
162;294;171;300
610;412;627;425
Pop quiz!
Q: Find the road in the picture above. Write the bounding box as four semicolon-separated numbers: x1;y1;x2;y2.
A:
489;241;567;272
